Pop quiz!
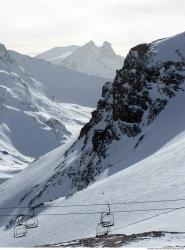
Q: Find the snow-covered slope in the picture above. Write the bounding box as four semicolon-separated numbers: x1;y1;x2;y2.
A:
9;50;108;107
36;45;80;64
0;32;185;247
36;41;124;78
0;44;93;182
0;119;185;246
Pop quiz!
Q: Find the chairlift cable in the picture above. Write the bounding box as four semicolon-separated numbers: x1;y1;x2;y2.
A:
1;197;185;210
1;206;185;217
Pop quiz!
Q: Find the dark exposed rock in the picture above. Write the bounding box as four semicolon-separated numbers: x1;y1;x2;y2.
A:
40;231;182;248
45;117;71;140
1;151;8;155
131;43;150;59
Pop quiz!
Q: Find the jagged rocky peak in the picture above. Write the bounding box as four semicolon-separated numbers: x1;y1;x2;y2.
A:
100;41;117;58
101;41;112;51
88;40;96;45
84;40;96;49
85;40;111;49
102;41;112;48
41;40;124;78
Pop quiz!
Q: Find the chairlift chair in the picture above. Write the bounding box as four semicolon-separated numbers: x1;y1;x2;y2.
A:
14;215;27;238
100;204;114;227
14;223;27;238
26;216;38;229
96;223;111;237
96;204;114;237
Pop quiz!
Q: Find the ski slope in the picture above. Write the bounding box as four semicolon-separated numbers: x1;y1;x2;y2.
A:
0;127;184;246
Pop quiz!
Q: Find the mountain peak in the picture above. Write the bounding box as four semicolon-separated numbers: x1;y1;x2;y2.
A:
84;40;96;48
36;40;123;78
102;41;112;49
100;41;117;59
55;40;123;78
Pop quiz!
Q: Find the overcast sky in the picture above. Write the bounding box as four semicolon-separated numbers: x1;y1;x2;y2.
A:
0;0;184;56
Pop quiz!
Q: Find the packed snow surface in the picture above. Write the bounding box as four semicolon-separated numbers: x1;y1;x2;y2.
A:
127;232;185;248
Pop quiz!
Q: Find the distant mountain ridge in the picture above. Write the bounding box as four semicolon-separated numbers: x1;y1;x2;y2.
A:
11;49;108;107
36;45;80;63
36;41;124;78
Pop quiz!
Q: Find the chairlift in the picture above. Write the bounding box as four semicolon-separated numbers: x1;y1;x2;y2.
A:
14;215;27;238
100;204;114;227
26;207;38;229
96;223;111;237
96;204;114;237
14;224;27;238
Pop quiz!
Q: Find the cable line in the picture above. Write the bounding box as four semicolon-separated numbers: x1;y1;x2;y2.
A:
1;206;185;217
112;206;184;232
0;197;185;210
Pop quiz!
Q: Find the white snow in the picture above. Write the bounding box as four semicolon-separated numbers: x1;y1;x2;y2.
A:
0;44;93;181
0;85;184;247
149;32;185;64
126;233;185;248
10;49;108;107
36;41;124;78
36;45;79;62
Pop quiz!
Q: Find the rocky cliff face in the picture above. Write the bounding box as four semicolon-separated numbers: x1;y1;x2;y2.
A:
16;32;185;207
86;42;184;149
65;40;185;190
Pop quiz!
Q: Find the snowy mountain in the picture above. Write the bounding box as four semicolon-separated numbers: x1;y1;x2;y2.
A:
36;45;80;64
36;41;124;78
0;44;97;182
9;50;109;107
0;32;185;247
